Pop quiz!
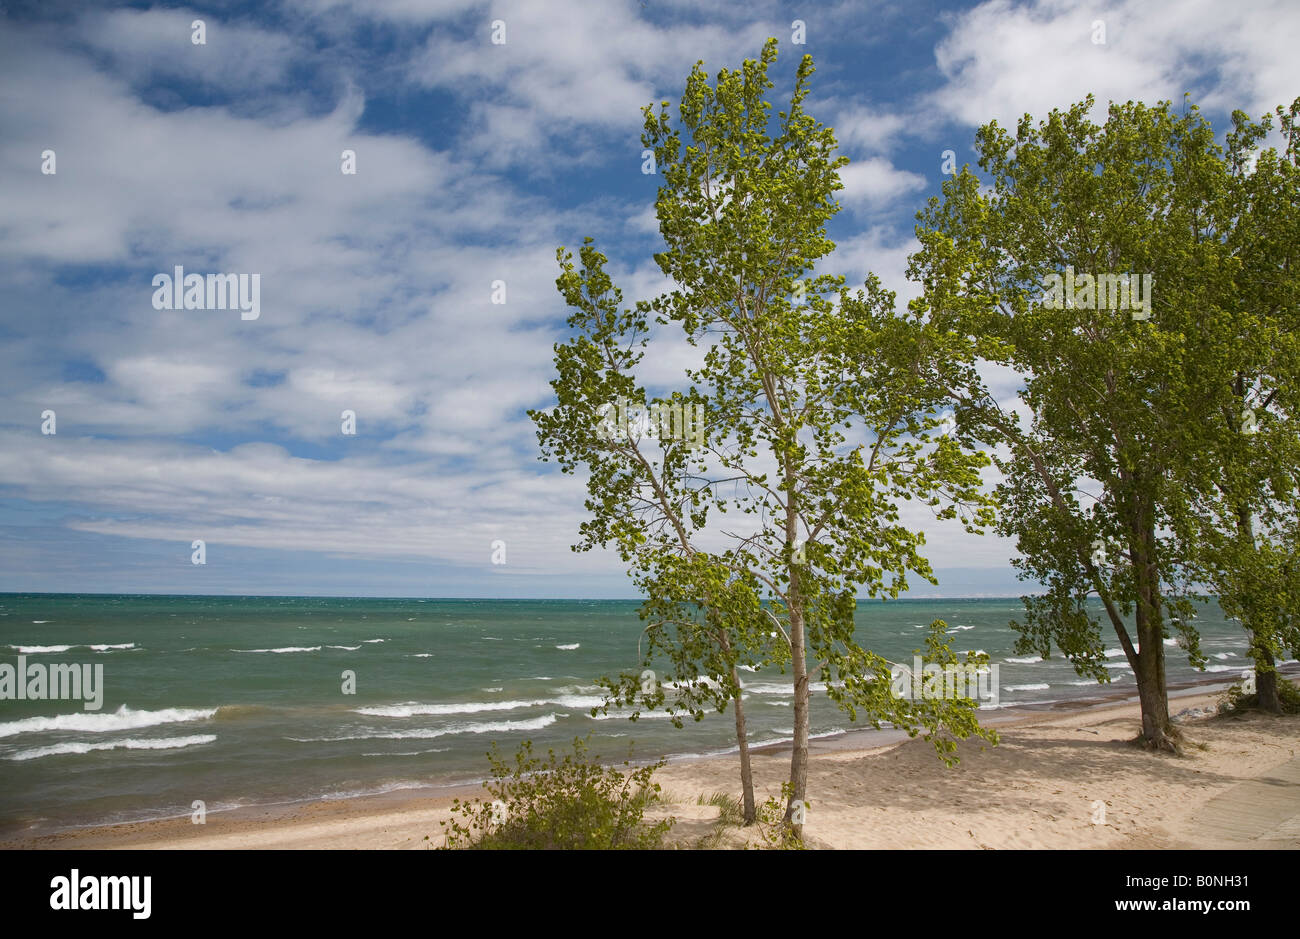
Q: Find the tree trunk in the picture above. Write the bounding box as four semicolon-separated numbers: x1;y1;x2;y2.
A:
1234;503;1282;714
1134;619;1179;751
1256;646;1282;714
1133;518;1180;752
785;598;809;837
731;665;757;823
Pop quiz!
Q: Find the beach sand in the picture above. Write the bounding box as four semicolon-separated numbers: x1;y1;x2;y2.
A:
7;688;1298;850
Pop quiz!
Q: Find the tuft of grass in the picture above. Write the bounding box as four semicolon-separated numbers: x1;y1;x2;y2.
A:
697;791;744;827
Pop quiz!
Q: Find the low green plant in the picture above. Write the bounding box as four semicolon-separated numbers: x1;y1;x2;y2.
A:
437;735;674;849
1218;675;1300;715
697;791;744;827
751;783;807;850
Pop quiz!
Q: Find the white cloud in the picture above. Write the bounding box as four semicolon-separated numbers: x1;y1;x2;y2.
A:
836;156;927;211
931;0;1300;129
74;7;307;95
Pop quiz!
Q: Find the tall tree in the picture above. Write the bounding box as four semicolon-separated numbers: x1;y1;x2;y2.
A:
911;96;1229;751
1180;97;1300;712
531;38;997;835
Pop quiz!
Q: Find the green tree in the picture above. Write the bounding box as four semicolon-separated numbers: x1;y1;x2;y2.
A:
1179;97;1300;712
531;38;997;835
911;96;1230;751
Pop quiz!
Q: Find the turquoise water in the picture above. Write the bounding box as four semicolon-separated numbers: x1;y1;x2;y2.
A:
0;593;1268;836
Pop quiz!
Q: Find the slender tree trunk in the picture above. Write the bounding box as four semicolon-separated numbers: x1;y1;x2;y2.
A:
779;442;809;839
729;663;756;823
785;594;809;837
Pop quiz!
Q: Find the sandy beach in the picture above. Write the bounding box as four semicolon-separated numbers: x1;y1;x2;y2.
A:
8;684;1298;850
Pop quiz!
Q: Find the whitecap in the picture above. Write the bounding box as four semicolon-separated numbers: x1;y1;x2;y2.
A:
6;734;217;762
296;713;563;742
0;705;217;739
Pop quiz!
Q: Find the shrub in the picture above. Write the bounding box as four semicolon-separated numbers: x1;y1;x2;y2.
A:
751;783;807;850
437;736;674;849
1217;674;1300;715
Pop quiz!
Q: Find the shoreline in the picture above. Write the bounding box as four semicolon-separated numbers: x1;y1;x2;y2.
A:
7;670;1296;850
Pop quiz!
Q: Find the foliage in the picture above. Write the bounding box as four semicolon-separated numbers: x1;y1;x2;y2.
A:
530;35;999;831
1218;675;1300;715
437;736;673;850
752;782;807;850
910;94;1240;750
1176;97;1300;710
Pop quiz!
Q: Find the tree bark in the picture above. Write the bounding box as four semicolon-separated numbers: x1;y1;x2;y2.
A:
729;662;757;823
1132;516;1181;752
1256;646;1282;714
785;595;809;837
1234;503;1282;714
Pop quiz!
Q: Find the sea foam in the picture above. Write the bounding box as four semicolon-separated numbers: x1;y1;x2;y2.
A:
7;734;217;761
0;705;216;739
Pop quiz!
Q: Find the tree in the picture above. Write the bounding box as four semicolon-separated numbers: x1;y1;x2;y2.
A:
1178;97;1300;712
531;37;997;835
911;96;1231;751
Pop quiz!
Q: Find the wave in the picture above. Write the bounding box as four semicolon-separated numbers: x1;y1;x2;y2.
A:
743;727;848;751
232;646;320;654
361;748;451;757
293;713;563;742
558;685;601;695
742;681;829;696
354;696;604;718
1004;683;1050;692
407;653;434;658
588;708;683;721
362;639;387;644
212;704;274;720
6;734;217;762
327;645;361;651
0;705;217;739
1005;656;1042;664
5;643;135;654
555;643;580;650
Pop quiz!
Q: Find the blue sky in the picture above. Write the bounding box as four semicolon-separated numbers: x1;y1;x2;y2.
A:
0;0;1295;598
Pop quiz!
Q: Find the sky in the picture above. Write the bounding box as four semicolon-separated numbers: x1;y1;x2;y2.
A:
0;0;1296;598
